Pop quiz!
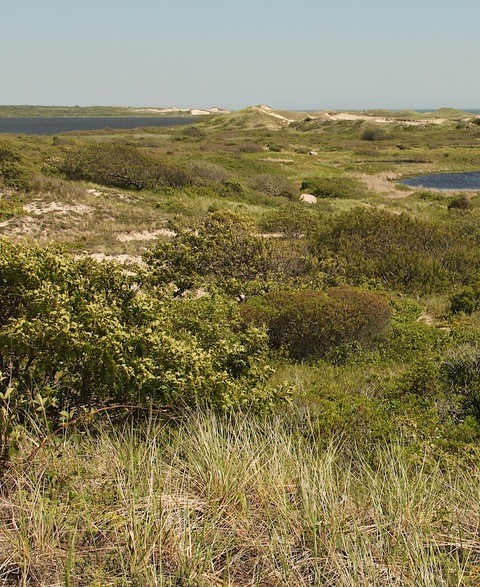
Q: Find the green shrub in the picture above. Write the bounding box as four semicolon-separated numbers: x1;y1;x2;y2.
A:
260;204;320;238
220;179;248;198
0;239;275;415
251;173;297;200
301;176;366;199
0;144;29;189
311;208;478;293
441;346;480;421
187;161;232;184
62;143;192;190
361;126;388;141
448;194;473;212
238;142;263;153
450;286;480;314
241;286;391;360
144;210;272;295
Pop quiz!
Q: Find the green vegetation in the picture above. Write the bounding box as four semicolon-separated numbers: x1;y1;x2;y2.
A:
0;105;196;117
1;106;480;584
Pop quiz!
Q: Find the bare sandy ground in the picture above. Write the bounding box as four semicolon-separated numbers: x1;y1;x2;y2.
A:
116;228;176;242
323;112;446;126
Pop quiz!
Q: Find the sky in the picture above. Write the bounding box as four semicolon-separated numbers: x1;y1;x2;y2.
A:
2;0;480;110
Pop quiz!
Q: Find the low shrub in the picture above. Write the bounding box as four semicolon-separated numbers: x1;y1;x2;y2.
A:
301;176;366;199
448;194;473;212
311;207;479;293
450;286;480;314
361;125;388;141
62;143;192;190
144;210;272;295
0;144;29;189
0;239;276;418
241;286;391;360
251;173;297;200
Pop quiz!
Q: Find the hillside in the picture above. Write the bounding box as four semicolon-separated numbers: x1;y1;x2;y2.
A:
0;105;230;117
1;106;480;585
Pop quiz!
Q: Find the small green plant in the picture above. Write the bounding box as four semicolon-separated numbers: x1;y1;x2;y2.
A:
361;125;388;141
448;194;473;211
301;176;366;199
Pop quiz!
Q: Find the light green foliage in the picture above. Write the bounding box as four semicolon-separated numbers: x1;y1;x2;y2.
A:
0;239;276;416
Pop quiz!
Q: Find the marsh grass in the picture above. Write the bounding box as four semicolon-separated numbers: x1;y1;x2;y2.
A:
1;413;479;586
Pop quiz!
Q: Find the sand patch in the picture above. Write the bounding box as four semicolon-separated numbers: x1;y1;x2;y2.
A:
116;228;176;242
324;112;446;126
25;201;93;215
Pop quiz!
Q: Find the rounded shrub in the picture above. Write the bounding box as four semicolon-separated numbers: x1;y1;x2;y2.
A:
241;286;391;360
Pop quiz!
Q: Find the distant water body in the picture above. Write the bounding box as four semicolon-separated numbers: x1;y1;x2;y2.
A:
401;171;480;190
0;116;198;135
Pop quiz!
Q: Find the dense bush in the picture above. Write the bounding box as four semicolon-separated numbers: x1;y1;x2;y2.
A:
144;211;272;295
0;144;29;189
187;161;232;184
361;125;388;141
448;194;473;211
62;143;192;190
250;173;297;200
450;285;480;314
442;346;480;421
241;286;391;360
301;176;366;199
260;204;320;238
0;239;276;416
311;208;478;293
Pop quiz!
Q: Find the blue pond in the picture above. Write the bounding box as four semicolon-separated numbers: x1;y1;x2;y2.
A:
401;171;480;190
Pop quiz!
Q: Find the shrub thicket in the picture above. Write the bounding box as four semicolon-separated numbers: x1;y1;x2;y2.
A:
62;143;191;190
301;176;366;199
241;286;391;360
0;239;276;417
145;211;272;295
311;208;478;293
251;173;297;200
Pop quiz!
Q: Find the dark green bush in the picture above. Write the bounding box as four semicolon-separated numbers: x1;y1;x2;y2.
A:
0;144;29;189
301;176;366;199
442;346;480;421
144;210;272;295
62;143;192;190
448;194;473;212
361;126;388;141
311;208;478;293
241;286;391;360
251;173;297;200
450;286;480;314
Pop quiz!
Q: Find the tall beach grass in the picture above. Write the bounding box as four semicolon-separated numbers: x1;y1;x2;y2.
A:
0;412;479;586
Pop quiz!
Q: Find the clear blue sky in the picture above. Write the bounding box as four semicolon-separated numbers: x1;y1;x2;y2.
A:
2;0;479;110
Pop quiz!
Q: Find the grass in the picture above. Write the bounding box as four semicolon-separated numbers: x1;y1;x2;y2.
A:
1;412;479;586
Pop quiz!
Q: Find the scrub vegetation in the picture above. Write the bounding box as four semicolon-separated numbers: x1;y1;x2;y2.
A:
1;106;480;585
